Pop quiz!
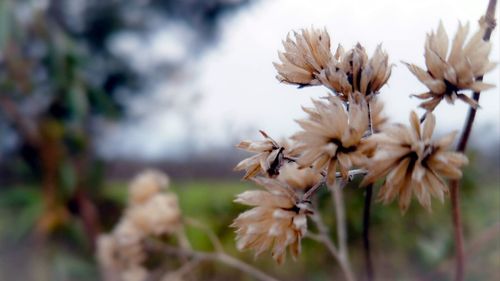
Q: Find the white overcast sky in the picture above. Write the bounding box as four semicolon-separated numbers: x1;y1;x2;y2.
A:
100;0;499;159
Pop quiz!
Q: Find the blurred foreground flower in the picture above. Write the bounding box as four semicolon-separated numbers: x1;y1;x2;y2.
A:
231;177;311;264
404;19;496;111
362;112;468;212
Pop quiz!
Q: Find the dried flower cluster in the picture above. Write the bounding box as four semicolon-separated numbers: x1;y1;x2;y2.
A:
274;27;391;101
232;16;493;267
362;112;468;212
404;19;496;111
97;170;181;281
231;177;310;264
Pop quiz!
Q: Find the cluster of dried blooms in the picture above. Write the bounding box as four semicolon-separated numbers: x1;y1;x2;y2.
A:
97;170;181;281
233;20;494;264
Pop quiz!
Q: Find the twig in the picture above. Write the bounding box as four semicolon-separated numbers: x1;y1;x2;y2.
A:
309;209;340;260
449;1;497;281
151;242;281;281
303;169;367;201
330;179;356;281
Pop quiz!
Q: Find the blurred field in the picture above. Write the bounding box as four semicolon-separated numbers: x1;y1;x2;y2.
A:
1;168;498;281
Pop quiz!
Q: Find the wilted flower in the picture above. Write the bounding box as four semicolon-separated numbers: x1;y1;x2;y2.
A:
129;169;170;205
291;93;371;186
318;43;391;100
235;130;286;179
274;27;332;87
404;20;496;111
231;177;310;264
277;162;322;192
362;111;468;212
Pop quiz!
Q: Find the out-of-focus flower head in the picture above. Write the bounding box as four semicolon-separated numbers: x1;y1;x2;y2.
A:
291;93;372;186
231;177;311;264
97;170;181;281
362;112;468;212
127;193;181;235
318;43;391;100
274;27;332;87
129;169;170;205
404;19;496;111
235;130;287;179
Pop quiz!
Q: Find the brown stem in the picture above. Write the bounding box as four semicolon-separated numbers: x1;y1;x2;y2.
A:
450;1;496;280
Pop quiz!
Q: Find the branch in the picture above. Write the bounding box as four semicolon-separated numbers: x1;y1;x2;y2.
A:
330;179;356;281
149;241;281;281
449;1;497;280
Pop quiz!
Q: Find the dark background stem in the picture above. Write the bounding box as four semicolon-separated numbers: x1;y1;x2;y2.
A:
362;184;374;281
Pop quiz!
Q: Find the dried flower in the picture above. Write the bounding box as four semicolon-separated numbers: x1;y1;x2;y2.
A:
318;43;391;100
235;130;286;179
129;169;170;205
404;20;496;111
277;162;322;192
126;193;181;235
362;111;468;212
231;177;310;264
291;93;371;186
274;27;332;87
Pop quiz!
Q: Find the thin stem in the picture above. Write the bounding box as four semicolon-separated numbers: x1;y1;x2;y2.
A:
450;1;496;280
330;180;356;281
362;101;375;281
303;169;367;201
161;244;281;281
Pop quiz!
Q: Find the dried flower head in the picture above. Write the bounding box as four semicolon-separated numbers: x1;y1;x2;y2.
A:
291;93;371;186
274;27;332;87
319;43;391;100
231;177;310;264
127;193;181;235
235;130;286;179
277;162;322;192
404;20;496;111
129;169;170;205
362;111;468;212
